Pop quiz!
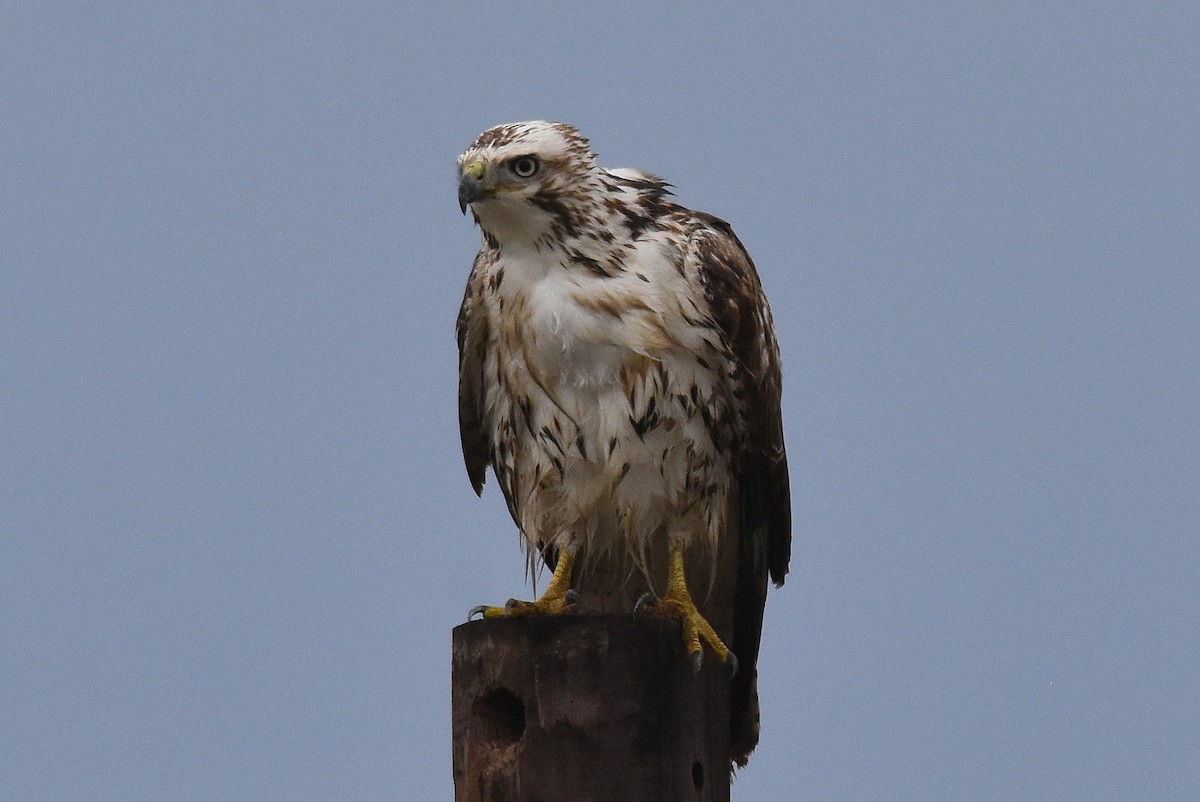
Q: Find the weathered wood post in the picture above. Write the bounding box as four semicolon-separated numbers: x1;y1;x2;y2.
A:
452;614;730;801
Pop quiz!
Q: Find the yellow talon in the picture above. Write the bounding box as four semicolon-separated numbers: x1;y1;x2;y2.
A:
636;548;736;674
468;550;579;620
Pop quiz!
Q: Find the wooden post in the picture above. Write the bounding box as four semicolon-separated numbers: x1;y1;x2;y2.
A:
452;614;730;802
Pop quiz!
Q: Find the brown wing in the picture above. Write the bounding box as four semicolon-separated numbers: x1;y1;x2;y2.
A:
456;251;562;570
692;213;791;767
456;250;492;495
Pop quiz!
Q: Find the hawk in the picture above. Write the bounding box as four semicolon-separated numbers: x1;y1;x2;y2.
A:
455;121;790;767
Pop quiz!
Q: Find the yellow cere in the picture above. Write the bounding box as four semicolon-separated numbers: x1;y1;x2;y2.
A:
462;161;486;180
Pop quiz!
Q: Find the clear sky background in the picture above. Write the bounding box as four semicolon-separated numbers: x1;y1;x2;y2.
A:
3;3;1197;800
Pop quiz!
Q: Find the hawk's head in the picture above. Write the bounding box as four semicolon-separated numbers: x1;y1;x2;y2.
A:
457;121;600;243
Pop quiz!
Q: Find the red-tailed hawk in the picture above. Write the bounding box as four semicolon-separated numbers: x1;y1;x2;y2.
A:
456;121;790;767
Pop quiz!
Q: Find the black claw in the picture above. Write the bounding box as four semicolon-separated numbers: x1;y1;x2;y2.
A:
726;652;739;680
504;598;521;613
691;650;703;674
634;591;657;616
564;589;582;607
467;605;488;621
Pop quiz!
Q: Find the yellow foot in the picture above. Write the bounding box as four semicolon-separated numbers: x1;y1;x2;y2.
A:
467;550;579;621
635;549;738;677
468;588;581;620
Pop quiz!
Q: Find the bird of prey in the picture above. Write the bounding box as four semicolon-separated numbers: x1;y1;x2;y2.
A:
455;121;790;767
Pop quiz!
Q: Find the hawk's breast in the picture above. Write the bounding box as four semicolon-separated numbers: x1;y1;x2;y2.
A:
488;240;732;560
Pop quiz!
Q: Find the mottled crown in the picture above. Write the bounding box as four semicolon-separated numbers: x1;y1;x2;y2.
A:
458;121;596;169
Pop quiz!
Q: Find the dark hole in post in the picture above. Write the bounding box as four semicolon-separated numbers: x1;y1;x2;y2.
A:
471;687;526;746
692;760;704;790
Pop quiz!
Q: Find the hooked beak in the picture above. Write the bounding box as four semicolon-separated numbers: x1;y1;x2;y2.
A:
458;161;487;214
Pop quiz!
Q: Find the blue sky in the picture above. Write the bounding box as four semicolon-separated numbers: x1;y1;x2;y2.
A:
3;3;1197;799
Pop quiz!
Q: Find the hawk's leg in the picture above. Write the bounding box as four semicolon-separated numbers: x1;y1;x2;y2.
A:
468;549;580;620
636;547;738;676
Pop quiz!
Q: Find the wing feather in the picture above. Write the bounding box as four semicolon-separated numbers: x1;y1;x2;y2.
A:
456;250;492;495
691;213;791;766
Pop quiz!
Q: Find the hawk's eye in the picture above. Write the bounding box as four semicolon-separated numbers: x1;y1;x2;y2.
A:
511;156;539;178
